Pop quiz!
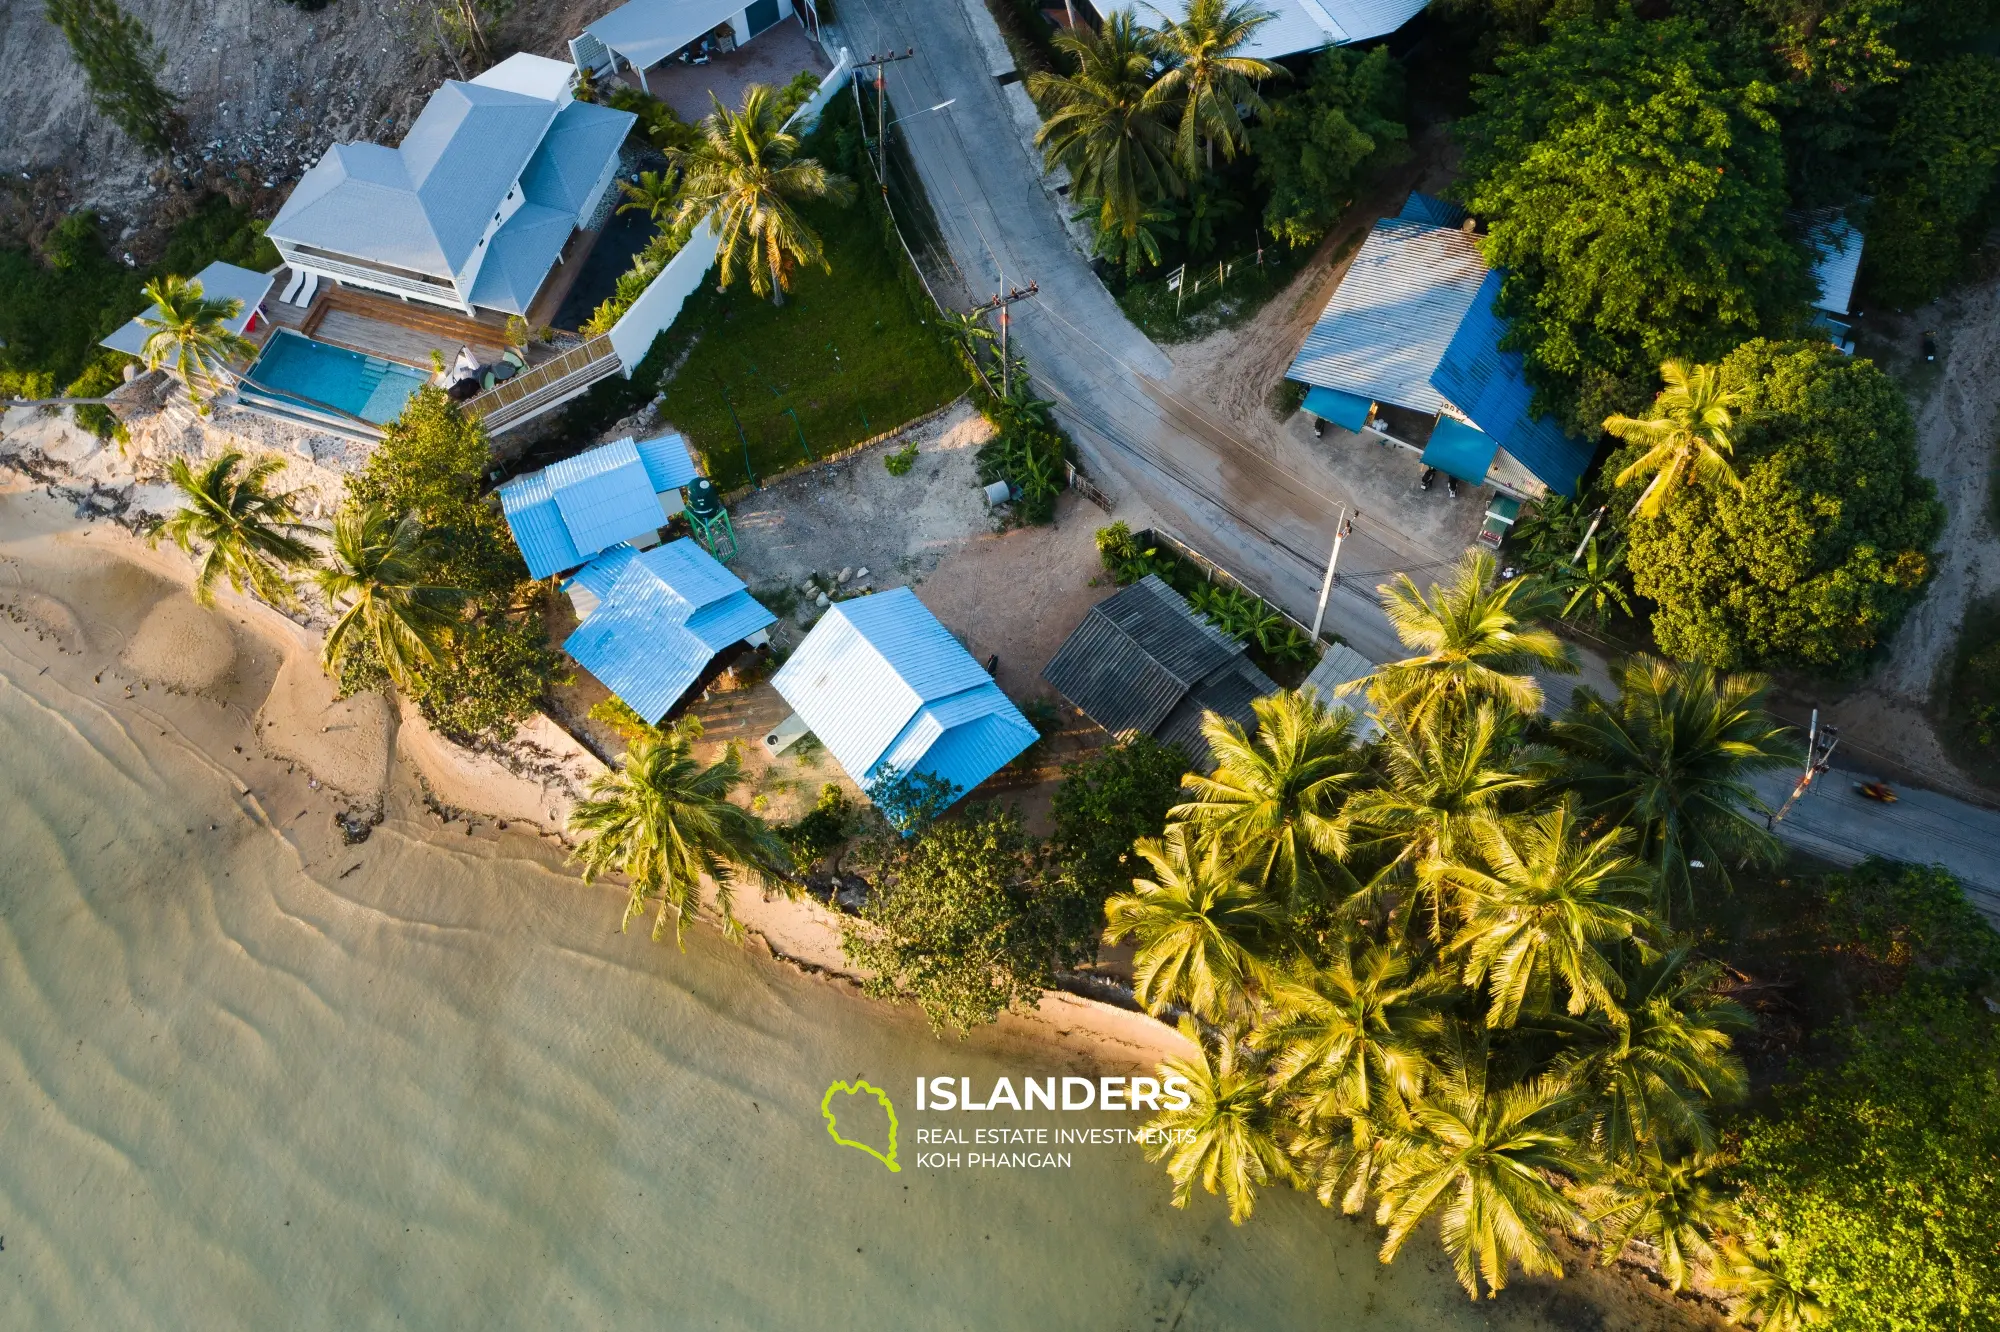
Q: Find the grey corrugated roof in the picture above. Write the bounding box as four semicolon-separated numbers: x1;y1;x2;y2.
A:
1157;658;1279;771
520;100;635;217
1287;219;1490;415
466;203;573;314
587;0;745;71
101;261;274;357
1139;0;1425;56
1041;575;1244;738
269;81;560;279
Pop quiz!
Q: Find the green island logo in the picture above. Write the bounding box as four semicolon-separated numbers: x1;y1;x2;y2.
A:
821;1079;901;1173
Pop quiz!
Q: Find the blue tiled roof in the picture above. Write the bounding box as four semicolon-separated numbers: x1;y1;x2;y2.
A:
771;589;1037;805
498;437;670;578
1398;191;1468;228
1429;270;1595;498
635;432;701;491
563;538;775;723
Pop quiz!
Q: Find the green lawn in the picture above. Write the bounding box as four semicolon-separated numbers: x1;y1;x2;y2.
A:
648;197;965;490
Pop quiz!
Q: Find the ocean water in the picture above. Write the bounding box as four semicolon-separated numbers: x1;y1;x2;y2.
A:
0;549;1629;1330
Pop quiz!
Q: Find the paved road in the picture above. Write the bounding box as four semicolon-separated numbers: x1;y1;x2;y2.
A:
817;0;2000;915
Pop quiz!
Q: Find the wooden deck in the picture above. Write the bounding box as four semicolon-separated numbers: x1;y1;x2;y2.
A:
303;285;511;370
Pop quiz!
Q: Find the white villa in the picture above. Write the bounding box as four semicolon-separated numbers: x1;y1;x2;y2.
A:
266;53;635;319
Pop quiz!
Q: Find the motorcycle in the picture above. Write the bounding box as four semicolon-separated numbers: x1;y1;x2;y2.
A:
1418;466;1436;491
1312;416;1325;438
1856;781;1898;804
1446;475;1460;499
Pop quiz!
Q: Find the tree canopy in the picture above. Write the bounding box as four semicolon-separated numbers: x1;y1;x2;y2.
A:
1249;45;1408;249
1458;16;1812;428
1621;339;1942;671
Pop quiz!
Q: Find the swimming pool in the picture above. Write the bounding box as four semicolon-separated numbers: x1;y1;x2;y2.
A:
246;330;430;425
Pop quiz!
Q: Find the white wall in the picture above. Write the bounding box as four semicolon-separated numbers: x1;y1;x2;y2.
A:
783;46;851;132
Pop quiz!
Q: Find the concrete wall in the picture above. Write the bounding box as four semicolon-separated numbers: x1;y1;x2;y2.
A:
784;45;851;132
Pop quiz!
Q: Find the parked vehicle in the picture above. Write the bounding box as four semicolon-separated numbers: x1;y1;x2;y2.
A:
1923;331;1938;363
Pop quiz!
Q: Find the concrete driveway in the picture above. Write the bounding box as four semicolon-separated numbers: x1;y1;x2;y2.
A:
813;0;2000;913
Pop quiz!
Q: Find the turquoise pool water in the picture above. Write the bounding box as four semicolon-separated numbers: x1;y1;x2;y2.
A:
247;330;429;425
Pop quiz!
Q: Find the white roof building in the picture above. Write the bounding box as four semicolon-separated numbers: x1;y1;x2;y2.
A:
1137;0;1427;58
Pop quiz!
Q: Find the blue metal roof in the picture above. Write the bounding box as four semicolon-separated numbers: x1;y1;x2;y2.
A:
1302;386;1373;432
1429;270;1594;498
1398;191;1468;228
519;99;634;218
466;202;574;315
562;543;639;603
634;432;701;491
500;437;670;578
563;538;775;722
1422;415;1500;485
771;589;1037;805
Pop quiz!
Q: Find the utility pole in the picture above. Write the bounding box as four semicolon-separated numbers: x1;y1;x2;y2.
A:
1570;505;1609;565
1309;507;1357;642
972;283;1038;399
852;49;915;200
1769;709;1839;829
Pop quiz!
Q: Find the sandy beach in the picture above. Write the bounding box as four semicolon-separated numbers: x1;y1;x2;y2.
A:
0;468;1710;1329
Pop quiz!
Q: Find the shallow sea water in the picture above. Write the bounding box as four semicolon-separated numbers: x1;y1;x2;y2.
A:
0;529;1647;1330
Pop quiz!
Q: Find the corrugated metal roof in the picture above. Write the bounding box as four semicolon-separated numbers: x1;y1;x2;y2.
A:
547;438;667;558
101;261;274;357
587;0;745;71
1429;269;1594;498
562;538;775;722
1287;219;1490;414
1422;414;1500;485
1139;0;1422;55
1157;658;1278;772
496;468;584;579
1301;642;1381;740
1801;212;1862;316
1398;191;1469;228
1041;576;1240;738
562;543;639;603
634;432;702;491
1319;0;1431;41
771;589;1034;803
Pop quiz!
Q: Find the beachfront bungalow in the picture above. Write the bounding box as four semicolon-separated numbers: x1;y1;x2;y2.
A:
771;589;1038;808
1109;0;1428;57
1286;192;1595;539
266;54;633;321
499;433;704;581
1041;575;1277;771
563;538;776;723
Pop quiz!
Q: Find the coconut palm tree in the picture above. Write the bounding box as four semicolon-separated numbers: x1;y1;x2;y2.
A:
1343;702;1535;935
1372;1035;1587;1299
1258;941;1444;1133
1029;12;1181;239
1143;1016;1293;1223
1104;823;1282;1020
1550;946;1749;1161
149;450;316;607
1550;655;1801;920
1434;799;1656;1028
138;274;258;412
1083;198;1178;275
668;84;855;304
316;503;466;689
568;728;792;947
1605;359;1750;518
1172;690;1368;915
617;168;682;225
1711;1231;1828;1330
1372;550;1577;721
1150;0;1284;174
1585;1149;1738;1293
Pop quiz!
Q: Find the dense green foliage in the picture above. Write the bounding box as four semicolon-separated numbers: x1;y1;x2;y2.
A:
1861;54;2000;305
1622;339;1942;671
841;807;1096;1034
1731;862;2000;1331
1049;734;1190;914
1944;596;2000;781
341;388;563;742
45;0;179;152
1250;46;1408;249
1459;16;1812;428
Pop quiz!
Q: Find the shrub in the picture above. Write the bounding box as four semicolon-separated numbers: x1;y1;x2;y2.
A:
883;442;918;475
1251;45;1408;250
45;0;180;153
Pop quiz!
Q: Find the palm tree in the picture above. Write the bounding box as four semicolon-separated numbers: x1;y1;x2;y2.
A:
316;503;466;689
942;307;996;362
668;84;855;304
1372;550;1577;721
1343;702;1535;932
1551;946;1749;1161
1143;1017;1293;1223
1711;1231;1828;1330
1172;690;1368;915
1551;655;1801;919
1104;823;1281;1020
1372;1035;1588;1299
149;451;316;607
1258;942;1443;1133
1435;799;1656;1028
617;168;682;225
1585;1149;1738;1293
1606;359;1750;518
1083;199;1177;275
138;274;258;412
1546;536;1633;628
1150;0;1283;174
1030;13;1181;239
568;728;792;947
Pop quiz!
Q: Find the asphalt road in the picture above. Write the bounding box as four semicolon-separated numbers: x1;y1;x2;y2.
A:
816;0;2000;917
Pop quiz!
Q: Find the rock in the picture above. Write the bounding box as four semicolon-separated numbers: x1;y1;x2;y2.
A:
855;567;869;580
816;592;830;607
837;567;853;583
